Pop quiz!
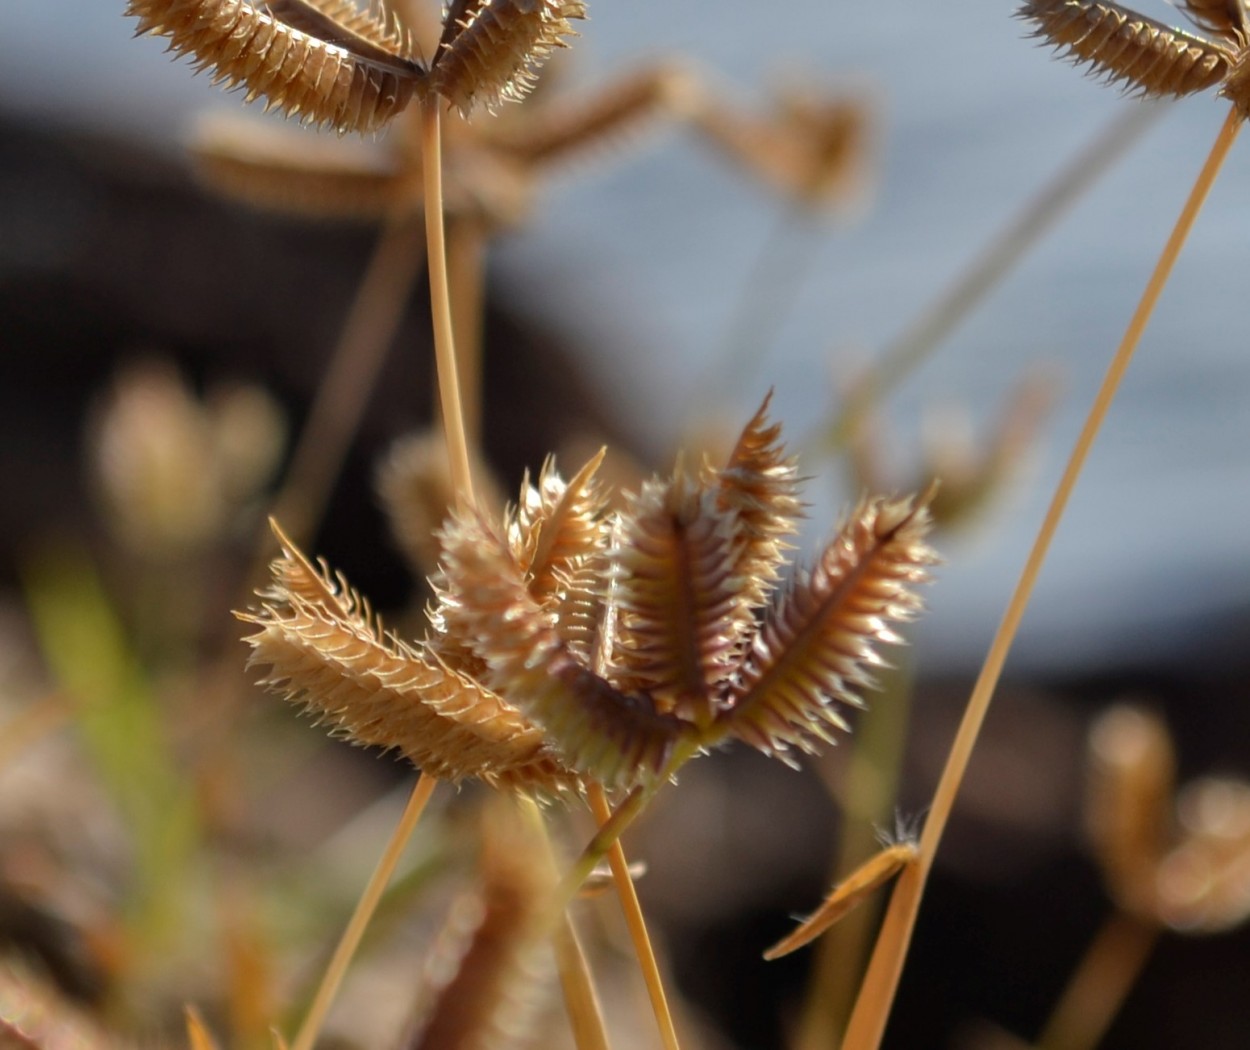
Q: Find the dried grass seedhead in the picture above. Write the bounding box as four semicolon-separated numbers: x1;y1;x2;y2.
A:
242;402;935;795
128;0;588;135
126;0;425;133
433;399;936;787
1086;704;1250;932
239;521;579;797
845;368;1057;533
432;0;588;115
377;429;505;581
402;798;554;1050
1017;0;1250;116
90;360;285;558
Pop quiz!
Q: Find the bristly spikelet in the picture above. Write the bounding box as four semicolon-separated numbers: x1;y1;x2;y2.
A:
714;493;937;763
239;522;579;797
1175;0;1250;40
245;400;936;793
1018;0;1234;101
126;0;424;132
431;0;588;115
403;801;555;1050
609;474;748;725
436;511;693;788
190;114;411;218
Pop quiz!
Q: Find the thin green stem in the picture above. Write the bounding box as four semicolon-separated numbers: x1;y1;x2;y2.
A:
841;105;1242;1050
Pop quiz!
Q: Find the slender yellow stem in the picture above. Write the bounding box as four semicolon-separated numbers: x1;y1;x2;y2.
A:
1037;912;1159;1050
587;783;681;1050
290;775;438;1050
269;212;428;545
519;798;612;1050
552;914;613;1050
421;98;475;508
447;217;487;447
841;105;1242;1050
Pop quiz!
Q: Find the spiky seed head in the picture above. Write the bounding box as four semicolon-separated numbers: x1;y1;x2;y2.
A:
431;0;588;116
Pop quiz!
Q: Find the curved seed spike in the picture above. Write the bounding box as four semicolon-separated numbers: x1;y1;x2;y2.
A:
265;0;419;74
487;61;707;167
1175;0;1250;41
240;522;578;796
709;390;804;611
191;112;410;218
438;512;691;788
431;0;588;115
714;492;937;762
1018;0;1234;100
610;475;747;725
126;0;423;133
523;447;609;605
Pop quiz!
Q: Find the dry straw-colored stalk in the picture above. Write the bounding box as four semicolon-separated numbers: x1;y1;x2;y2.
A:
844;7;1250;1040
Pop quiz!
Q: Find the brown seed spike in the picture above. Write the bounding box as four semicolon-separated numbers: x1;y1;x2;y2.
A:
611;474;747;726
126;0;424;133
437;511;692;789
431;0;588;116
1176;0;1250;42
1018;0;1234;100
708;391;804;614
715;493;937;762
239;522;578;796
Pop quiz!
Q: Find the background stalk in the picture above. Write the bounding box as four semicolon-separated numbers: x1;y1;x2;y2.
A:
290;775;438;1050
587;783;681;1050
841;105;1242;1050
268;212;427;547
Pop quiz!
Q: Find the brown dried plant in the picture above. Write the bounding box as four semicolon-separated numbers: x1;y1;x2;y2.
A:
844;368;1058;533
1019;0;1250;110
998;706;1250;1050
401;799;556;1050
241;399;938;797
125;0;587;133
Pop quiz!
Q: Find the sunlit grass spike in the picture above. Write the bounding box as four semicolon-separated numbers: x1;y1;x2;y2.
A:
764;841;918;961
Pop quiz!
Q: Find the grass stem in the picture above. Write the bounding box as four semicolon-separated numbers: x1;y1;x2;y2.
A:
269;212;427;547
841;104;1242;1050
421;98;476;508
816;103;1161;455
290;774;438;1050
1036;912;1159;1050
587;782;680;1050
